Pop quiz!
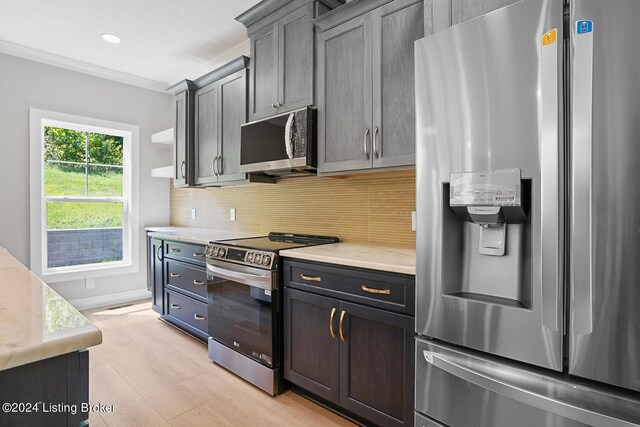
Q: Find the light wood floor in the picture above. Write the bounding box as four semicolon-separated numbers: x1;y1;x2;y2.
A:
82;301;356;427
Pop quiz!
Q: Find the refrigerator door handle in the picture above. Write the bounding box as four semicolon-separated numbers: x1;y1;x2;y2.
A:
540;27;561;332
571;19;595;336
422;349;636;427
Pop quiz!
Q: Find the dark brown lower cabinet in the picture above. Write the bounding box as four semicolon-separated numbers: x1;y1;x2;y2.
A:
284;285;415;427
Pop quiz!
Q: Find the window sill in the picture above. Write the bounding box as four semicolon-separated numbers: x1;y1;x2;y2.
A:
42;261;139;283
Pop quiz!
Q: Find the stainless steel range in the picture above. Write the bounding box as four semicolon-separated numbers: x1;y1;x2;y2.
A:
205;232;338;395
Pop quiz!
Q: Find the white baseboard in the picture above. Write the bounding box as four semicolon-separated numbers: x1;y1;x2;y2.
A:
69;288;151;311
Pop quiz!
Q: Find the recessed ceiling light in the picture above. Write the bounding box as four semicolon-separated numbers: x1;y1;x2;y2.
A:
102;33;121;44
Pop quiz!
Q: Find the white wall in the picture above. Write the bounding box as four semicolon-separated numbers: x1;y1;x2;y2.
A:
0;52;172;302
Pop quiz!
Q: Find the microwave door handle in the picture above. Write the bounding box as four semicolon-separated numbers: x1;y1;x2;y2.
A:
284;113;295;159
207;264;273;291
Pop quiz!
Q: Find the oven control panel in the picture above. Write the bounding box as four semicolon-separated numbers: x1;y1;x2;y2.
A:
205;245;275;269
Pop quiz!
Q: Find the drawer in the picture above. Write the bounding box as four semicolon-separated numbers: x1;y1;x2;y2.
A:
164;241;206;266
165;290;208;335
165;259;208;301
284;259;414;315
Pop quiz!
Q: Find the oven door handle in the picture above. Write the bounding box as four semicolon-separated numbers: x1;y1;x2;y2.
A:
206;263;273;291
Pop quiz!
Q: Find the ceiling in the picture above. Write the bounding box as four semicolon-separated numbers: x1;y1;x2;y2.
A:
0;0;261;91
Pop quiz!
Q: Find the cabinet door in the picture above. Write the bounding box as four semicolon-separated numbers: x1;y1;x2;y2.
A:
284;288;340;404
371;0;424;169
277;3;314;113
217;69;248;184
339;301;414;427
194;82;219;186
150;238;164;314
451;0;521;25
250;23;279;120
173;91;193;187
317;15;373;173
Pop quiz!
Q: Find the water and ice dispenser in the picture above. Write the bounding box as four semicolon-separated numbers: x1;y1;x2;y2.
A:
442;169;532;308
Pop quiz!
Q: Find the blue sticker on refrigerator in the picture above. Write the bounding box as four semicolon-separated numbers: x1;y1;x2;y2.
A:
576;20;593;35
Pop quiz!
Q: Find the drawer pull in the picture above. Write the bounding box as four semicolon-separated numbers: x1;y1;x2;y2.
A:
329;307;337;339
193;280;206;286
300;274;321;282
361;285;391;295
194;314;206;321
170;304;180;309
170;248;181;253
339;310;347;342
193;252;204;257
170;273;181;278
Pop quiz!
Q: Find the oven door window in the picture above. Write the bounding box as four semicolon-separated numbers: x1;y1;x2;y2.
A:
208;278;275;367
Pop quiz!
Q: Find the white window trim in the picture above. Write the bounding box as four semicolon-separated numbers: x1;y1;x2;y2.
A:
29;108;140;283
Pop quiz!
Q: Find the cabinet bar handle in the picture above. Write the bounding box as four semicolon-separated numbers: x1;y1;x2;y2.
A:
194;314;206;321
170;304;180;309
193;252;204;257
363;128;370;160
156;246;162;261
193;280;206;286
170;248;181;252
339;310;347;342
300;274;321;282
180;161;186;179
361;285;391;295
213;155;219;176
329;307;337;339
373;126;379;159
170;273;181;278
218;156;223;175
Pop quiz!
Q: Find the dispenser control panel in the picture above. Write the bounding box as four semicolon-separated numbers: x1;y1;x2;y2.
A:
450;169;522;207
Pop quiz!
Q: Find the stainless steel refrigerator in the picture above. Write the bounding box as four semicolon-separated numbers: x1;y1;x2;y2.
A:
414;0;640;425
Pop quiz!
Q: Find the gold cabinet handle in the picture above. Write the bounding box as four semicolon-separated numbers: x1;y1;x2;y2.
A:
329;307;337;339
193;280;206;286
170;273;181;278
300;274;321;282
194;314;206;321
339;310;347;342
361;285;391;295
193;252;204;257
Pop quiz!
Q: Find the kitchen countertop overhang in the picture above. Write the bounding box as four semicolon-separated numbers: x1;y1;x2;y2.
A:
280;242;416;275
146;227;259;246
0;247;102;371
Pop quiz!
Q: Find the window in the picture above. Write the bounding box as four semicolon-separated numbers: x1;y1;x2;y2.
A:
30;109;139;282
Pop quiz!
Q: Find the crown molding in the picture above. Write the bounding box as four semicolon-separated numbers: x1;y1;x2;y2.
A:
0;39;168;92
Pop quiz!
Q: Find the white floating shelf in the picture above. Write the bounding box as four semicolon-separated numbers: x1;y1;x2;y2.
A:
151;128;174;145
151;165;173;178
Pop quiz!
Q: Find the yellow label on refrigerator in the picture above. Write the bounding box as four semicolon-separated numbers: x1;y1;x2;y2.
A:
542;29;557;46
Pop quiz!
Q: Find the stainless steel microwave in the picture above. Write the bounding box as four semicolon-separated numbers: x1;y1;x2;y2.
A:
240;107;316;176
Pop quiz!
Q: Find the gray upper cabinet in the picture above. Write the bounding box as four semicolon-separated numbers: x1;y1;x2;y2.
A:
217;69;248;184
249;24;278;120
277;4;314;113
237;0;343;121
372;0;424;168
316;0;425;173
317;15;373;173
168;81;195;187
167;57;251;188
451;0;521;24
194;82;219;186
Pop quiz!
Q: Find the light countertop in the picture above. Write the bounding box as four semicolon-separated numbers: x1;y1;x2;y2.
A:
146;227;260;246
280;243;416;275
0;247;102;371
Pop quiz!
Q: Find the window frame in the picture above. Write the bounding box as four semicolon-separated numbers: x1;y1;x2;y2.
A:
29;109;140;282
